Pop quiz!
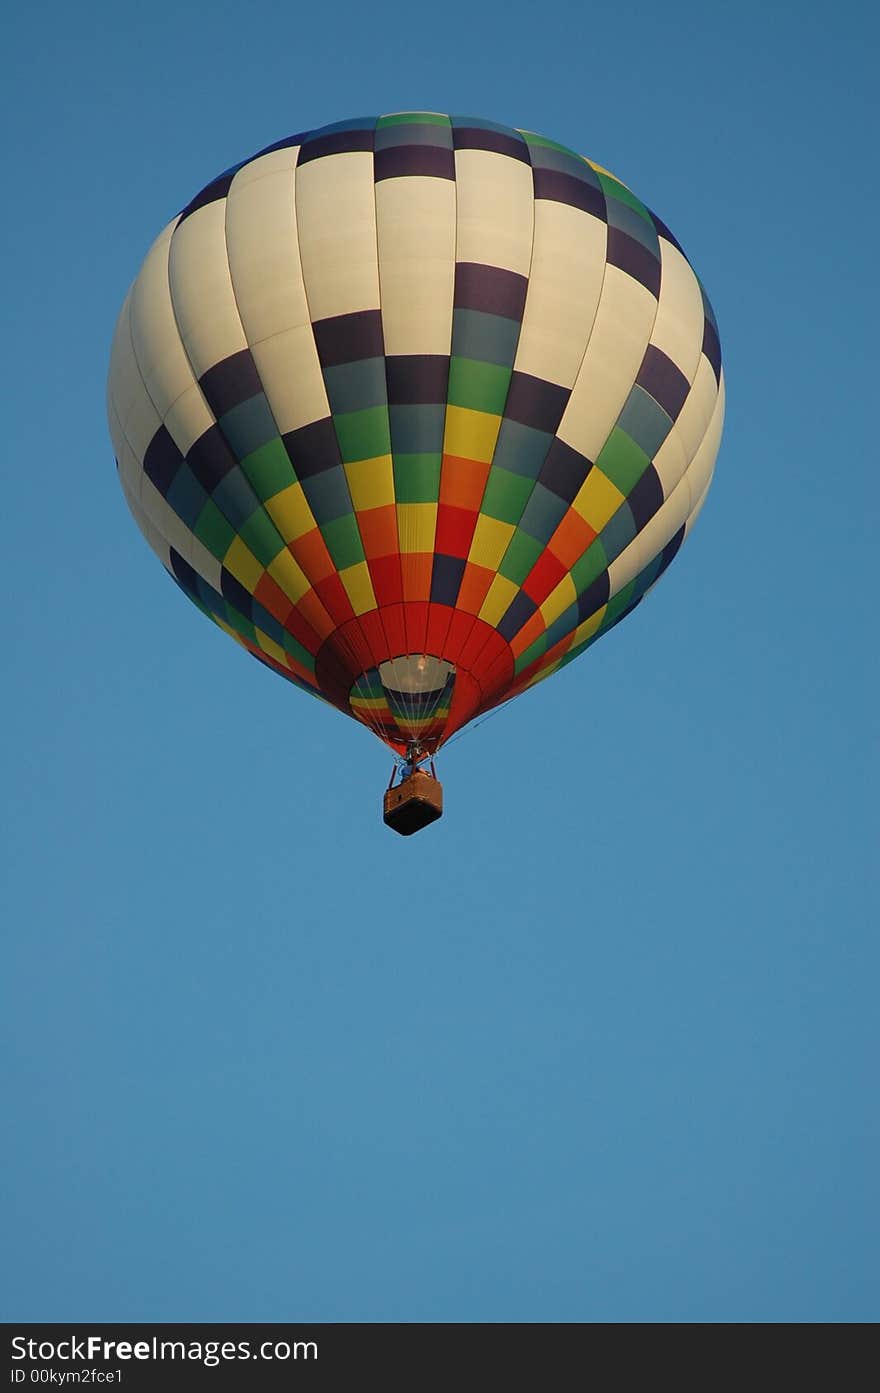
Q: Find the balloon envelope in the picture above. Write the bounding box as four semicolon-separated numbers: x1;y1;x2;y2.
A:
108;113;724;754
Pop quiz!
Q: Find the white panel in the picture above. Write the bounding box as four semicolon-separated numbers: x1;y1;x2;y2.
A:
671;355;718;463
558;267;657;460
188;533;223;592
129;221;201;420
651;419;690;497
453;149;533;275
514;201;606;388
228;144;301;191
682;373;725;503
162;381;215;457
107;288;138;434
649;239;706;382
168;200;248;376
376;175;455;356
225;160;311;344
295;152;380;320
251;327;330;433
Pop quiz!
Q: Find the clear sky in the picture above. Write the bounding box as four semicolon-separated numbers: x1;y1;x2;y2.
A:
2;0;876;1323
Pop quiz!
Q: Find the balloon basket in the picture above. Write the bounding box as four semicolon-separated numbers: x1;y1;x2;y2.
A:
383;770;443;836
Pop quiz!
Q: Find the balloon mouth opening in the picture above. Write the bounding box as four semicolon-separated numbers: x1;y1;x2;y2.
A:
349;654;456;747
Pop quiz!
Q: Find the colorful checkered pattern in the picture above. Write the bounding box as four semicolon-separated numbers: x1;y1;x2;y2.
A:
109;114;724;753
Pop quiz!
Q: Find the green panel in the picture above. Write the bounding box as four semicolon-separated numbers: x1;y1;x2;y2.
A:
377;112;451;127
281;629;316;672
447;357;510;415
570;538;608;593
480;467;534;525
237;508;286;567
241;437;297;503
595;170;654;225
518;130;581;157
595;427;650;495
393;453;442;504
320;513;366;569
514;632;549;674
193;498;236;561
498;528;544;584
603;581;636;625
224;606;257;642
334;406;392;463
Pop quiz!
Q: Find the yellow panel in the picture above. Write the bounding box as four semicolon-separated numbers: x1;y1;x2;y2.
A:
571;607;606;646
443;406;502;464
397;503;438;553
254;628;288;666
584;158;630;187
479;573;519;626
539;573;577;627
222;536;264;592
572;469;625;531
339;560;377;615
468;514;515;569
267;547;311;603
266;482;315;542
345;454;395;511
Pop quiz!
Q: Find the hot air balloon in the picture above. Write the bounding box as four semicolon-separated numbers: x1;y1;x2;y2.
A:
108;113;724;834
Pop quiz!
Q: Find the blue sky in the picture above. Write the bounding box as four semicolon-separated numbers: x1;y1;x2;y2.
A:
2;0;876;1322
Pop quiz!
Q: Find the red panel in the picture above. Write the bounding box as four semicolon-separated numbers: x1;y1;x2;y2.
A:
456;561;495;615
379;602;408;657
314;573;356;625
439;455;490;511
548;509;597;569
358;504;399;559
254;571;294;627
369;554;404;606
292;528;336;582
435;503;478;559
294;590;336;642
402;600;430;654
425;602;455;657
522;549;567;605
400;552;432;604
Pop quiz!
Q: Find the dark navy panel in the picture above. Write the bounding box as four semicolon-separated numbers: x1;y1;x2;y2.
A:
636;344;690;421
297;125;375;164
385;355;450;405
627;464;665;530
606;228;661;297
532;168;606;219
454;263;528;320
312;310;385;367
452;127;530;163
143;425;183;496
374;145;455;181
430;554;466;605
199;349;262;417
283;418;342;478
186;424;237;494
497;589;538;641
220;566;255;617
504;372;570;433
538;437;592;504
702;317;722;382
576;571;611;622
